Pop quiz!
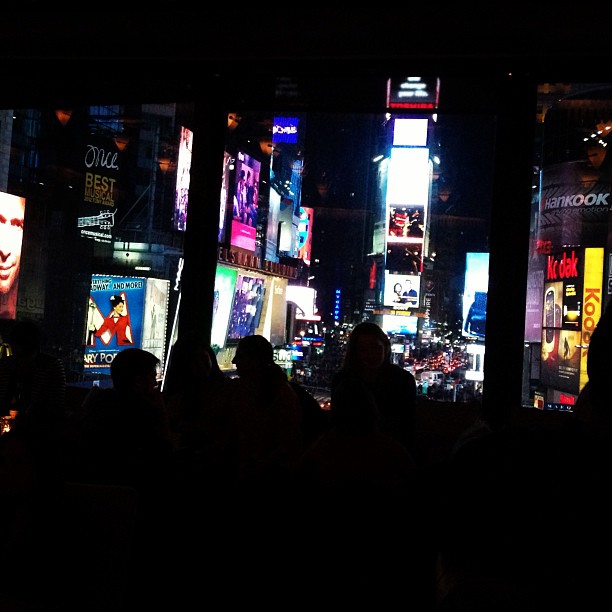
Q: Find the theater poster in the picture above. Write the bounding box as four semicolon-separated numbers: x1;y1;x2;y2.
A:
78;134;121;244
83;275;146;374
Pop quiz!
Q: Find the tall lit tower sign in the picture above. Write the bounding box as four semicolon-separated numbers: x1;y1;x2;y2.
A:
383;117;431;310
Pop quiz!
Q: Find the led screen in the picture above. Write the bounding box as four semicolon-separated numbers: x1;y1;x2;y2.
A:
381;314;418;335
231;151;260;251
393;118;428;146
386;147;430;206
462;252;489;338
386;205;425;243
286;284;320;320
297;206;314;266
383;271;421;310
210;265;238;349
226;274;266;342
0;192;26;320
173;126;193;232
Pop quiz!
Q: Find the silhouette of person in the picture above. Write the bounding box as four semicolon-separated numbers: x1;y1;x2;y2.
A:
229;334;303;489
0;320;66;431
297;376;416;493
162;335;232;461
73;348;174;489
331;321;417;455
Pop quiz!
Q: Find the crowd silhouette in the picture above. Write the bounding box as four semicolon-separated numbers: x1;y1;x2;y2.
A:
0;319;611;610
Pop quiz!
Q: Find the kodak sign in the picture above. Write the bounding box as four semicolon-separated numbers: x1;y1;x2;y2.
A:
581;248;604;389
546;250;579;280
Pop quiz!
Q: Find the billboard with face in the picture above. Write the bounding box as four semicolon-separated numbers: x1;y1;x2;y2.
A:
0;192;26;320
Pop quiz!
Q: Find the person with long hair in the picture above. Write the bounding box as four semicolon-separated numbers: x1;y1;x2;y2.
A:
331;321;417;455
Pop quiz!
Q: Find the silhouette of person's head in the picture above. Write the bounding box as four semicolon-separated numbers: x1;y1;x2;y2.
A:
232;334;274;378
111;348;160;395
343;322;391;373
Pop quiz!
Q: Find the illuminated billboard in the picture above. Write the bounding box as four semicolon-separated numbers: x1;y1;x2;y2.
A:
386;147;430;207
84;275;169;375
540;247;603;398
386;205;424;243
0;191;26;320
78;134;119;244
272;116;299;144
383;118;430;308
210;265;238;349
383;271;421;310
226;273;266;342
297;206;314;266
387;77;440;110
231;151;260;252
286;284;321;321
462;252;489;339
381;314;418;335
173;126;193;232
385;243;422;274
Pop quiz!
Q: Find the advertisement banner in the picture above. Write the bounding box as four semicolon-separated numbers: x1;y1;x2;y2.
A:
383;271;420;310
0;192;26;320
386;204;425;244
83;275;146;374
462;252;490;339
211;265;238;350
540;248;588;395
141;278;170;369
230;151;260;252
172;126;193;232
538;161;611;251
581;247;604;389
78;135;122;244
226;274;266;342
297;206;314;266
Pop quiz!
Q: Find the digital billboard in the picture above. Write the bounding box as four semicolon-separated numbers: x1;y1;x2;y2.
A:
380;119;431;315
226;273;266;342
219;151;231;244
386;205;425;243
540;247;603;399
385;244;422;274
231;151;260;252
272;116;299;144
286;285;321;321
210;265;238;349
381;314;418;335
462;252;489;339
0;191;26;320
297;206;314;266
387;77;440;110
386;147;430;207
173;126;193;232
384;271;421;310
